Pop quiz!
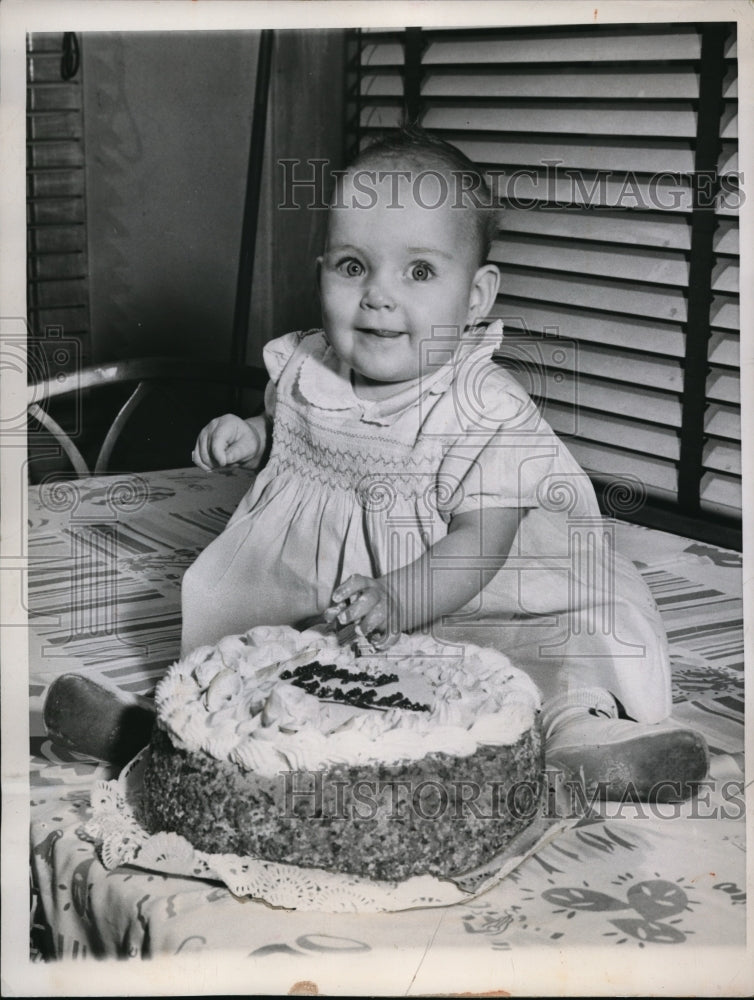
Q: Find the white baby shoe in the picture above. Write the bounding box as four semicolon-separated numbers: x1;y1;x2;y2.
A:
543;688;709;802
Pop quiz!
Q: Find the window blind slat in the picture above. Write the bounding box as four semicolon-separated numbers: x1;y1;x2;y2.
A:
27;85;82;111
422;69;700;100
703;440;741;476
704;404;740;441
533;373;681;426
499;207;691;250
28;141;84;169
360;105;403;129
27;114;83;142
27;225;84;253
714;190;740;218
28;306;87;333
422;102;698;138
709;297;739;331
718;145;738;173
491;169;693;213
435;134;695;175
700;471;741;511
708;332;739;367
706;369;740;404
31;278;88;308
545;404;680;460
556;344;683;391
29;252;87;280
27;200;85;225
498;267;687;323
720;105;738;139
422;28;702;64
27;35;64;52
27;169;85;198
710;261;739;293
360;73;403;97
713;220;739;254
491;235;689;287
28;58;82;84
362;42;405;66
722;66;737;98
494;301;685;358
566;439;678;494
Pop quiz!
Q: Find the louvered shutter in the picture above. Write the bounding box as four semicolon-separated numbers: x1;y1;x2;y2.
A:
351;23;740;540
703;31;740;519
27;33;91;370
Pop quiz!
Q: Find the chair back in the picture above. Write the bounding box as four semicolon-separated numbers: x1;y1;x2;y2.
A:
28;357;267;478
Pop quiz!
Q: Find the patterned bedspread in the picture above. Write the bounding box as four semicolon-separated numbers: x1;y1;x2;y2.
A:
25;467;746;991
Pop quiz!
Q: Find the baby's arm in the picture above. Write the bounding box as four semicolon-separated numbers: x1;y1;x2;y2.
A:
327;507;522;646
192;413;268;471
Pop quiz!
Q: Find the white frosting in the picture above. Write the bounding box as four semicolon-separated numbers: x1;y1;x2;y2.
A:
155;626;541;776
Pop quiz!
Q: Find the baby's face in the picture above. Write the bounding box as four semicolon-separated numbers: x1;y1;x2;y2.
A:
319;171;487;398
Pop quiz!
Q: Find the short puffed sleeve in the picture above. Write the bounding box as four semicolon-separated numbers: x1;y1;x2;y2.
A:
262;330;306;385
435;363;576;521
262;330;319;417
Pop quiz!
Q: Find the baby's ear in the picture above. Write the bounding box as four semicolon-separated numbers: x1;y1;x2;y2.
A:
314;256;323;301
468;263;500;322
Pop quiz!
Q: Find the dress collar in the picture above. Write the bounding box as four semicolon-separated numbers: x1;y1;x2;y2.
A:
296;321;504;426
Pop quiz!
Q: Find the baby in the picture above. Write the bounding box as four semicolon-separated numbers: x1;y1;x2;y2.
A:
184;126;708;801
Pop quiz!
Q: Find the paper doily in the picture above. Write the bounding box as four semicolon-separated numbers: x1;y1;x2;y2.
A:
82;749;575;913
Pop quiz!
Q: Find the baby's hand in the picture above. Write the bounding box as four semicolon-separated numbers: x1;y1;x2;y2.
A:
192;414;264;471
325;574;401;650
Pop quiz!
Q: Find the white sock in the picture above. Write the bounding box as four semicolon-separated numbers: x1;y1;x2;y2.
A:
541;687;618;739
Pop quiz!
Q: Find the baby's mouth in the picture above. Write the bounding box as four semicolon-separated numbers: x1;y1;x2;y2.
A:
357;327;404;339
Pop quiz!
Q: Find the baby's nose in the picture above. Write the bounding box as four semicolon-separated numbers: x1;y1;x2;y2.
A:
360;276;395;310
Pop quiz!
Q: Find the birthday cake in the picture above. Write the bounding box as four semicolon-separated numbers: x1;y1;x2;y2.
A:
141;625;543;881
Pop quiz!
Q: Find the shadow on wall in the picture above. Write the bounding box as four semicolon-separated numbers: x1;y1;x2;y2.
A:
82;30;344;369
84;31;259;365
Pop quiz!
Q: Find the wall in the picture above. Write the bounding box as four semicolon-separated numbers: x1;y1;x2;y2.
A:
264;29;346;361
82;30;344;368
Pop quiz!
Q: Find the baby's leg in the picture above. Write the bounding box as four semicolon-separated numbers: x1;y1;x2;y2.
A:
432;556;707;800
502;567;673;724
433;582;672;723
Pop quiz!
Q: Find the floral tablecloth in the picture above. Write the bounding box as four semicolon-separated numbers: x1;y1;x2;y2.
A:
23;467;747;993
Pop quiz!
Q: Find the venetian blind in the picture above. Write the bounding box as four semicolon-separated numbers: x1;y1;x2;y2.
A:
27;32;91;373
351;23;741;543
703;28;740;520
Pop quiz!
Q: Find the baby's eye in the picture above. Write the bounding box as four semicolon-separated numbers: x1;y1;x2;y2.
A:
338;258;365;277
410;261;434;281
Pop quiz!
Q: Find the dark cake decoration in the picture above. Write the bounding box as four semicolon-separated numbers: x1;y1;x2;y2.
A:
280;659;429;712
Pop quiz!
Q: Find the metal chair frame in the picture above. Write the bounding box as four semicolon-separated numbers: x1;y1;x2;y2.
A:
28;357;267;477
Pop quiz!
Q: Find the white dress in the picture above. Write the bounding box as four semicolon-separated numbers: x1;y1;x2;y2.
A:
181;322;671;722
